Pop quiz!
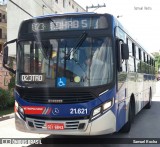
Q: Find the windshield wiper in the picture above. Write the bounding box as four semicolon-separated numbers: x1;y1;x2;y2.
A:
65;31;87;60
34;34;53;75
62;33;88;77
34;34;48;59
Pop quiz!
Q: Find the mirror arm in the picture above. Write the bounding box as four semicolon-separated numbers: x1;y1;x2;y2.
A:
3;63;16;74
3;39;17;47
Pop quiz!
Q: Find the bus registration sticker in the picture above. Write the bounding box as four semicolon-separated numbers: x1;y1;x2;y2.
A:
46;123;64;130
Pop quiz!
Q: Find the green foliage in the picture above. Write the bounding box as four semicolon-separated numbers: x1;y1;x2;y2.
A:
8;57;15;90
0;88;9;109
0;107;14;117
152;53;160;74
0;56;15;111
0;88;14;110
7;90;15;107
8;76;15;90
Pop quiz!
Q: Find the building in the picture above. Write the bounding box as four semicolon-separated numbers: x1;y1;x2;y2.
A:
0;4;9;89
0;4;6;53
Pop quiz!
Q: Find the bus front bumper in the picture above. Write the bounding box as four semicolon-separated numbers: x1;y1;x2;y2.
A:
15;110;116;135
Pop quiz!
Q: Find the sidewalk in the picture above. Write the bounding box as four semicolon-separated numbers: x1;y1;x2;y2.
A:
0;113;14;121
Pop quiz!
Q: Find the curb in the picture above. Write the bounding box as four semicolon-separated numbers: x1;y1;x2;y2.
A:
0;113;15;121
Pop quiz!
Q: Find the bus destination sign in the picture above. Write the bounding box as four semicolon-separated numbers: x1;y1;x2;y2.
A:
29;16;108;32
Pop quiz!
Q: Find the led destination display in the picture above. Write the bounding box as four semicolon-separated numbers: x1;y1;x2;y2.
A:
27;15;108;32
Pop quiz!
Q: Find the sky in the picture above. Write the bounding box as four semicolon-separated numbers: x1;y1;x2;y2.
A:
75;0;160;53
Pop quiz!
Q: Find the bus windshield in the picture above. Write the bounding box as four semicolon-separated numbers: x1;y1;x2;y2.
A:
16;36;113;88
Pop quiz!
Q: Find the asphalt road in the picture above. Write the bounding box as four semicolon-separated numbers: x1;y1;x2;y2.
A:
1;82;160;147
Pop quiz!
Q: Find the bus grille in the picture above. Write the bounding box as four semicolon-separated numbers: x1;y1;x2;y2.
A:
34;120;80;130
27;118;87;130
22;92;96;104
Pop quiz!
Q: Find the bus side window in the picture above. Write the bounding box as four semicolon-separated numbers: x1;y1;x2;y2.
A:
137;48;142;73
121;57;127;72
132;43;136;72
127;39;132;56
127;39;135;73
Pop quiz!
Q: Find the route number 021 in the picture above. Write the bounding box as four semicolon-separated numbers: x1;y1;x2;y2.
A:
70;108;88;115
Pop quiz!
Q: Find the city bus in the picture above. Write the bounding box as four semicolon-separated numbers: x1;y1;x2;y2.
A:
3;13;156;135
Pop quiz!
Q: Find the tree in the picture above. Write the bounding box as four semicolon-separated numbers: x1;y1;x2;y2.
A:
152;53;160;74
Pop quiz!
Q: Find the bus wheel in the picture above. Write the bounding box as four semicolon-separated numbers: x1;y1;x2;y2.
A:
120;102;132;133
145;90;152;109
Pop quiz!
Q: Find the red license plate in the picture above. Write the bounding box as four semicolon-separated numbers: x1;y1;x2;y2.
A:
46;123;64;130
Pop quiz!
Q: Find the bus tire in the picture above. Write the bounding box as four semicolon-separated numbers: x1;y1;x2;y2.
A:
120;101;132;133
145;89;152;109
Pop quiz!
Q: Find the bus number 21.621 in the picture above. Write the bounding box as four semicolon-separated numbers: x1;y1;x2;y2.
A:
70;108;88;115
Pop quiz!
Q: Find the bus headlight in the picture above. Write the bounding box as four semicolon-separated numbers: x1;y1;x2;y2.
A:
14;101;18;112
91;98;114;121
19;106;24;115
103;101;112;111
15;101;25;119
92;107;101;119
18;105;25;119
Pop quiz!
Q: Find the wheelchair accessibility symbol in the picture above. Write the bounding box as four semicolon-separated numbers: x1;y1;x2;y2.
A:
57;77;66;87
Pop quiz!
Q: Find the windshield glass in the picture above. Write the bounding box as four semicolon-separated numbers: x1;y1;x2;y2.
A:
16;36;113;88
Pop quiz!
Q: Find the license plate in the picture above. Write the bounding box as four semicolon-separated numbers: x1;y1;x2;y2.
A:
46;123;64;130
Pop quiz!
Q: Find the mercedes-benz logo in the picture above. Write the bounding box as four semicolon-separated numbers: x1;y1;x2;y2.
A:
52;108;59;115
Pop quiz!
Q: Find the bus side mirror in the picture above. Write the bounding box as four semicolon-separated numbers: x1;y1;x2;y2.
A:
3;46;8;64
121;44;129;60
2;39;17;74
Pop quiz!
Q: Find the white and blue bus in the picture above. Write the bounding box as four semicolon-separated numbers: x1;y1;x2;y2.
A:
3;13;156;135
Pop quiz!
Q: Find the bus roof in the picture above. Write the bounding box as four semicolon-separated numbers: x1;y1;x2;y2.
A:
33;12;97;19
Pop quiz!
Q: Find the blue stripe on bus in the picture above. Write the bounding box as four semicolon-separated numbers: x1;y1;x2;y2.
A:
14;88;117;118
14;87;126;132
